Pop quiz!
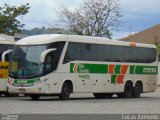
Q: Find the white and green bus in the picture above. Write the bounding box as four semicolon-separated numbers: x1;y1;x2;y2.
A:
8;34;158;100
0;36;17;96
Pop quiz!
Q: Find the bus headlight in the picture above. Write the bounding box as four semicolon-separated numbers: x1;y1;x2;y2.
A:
8;78;14;84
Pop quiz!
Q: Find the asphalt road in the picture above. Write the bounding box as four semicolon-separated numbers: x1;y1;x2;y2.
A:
0;88;160;114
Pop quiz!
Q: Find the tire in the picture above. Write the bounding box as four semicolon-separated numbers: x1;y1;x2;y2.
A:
133;82;143;98
117;93;124;98
117;82;133;98
124;82;133;98
30;94;40;100
93;93;106;99
106;93;113;98
59;82;71;100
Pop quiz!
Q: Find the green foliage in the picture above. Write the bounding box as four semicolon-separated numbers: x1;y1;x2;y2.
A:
0;3;30;35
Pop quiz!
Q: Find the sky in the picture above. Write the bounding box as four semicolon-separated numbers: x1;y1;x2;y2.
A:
0;0;160;39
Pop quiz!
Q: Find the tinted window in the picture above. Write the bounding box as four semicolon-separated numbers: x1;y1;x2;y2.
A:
48;42;65;70
138;48;148;63
65;42;157;63
148;48;157;63
44;52;54;74
110;46;124;62
125;47;138;62
97;44;110;61
81;43;97;61
64;43;81;63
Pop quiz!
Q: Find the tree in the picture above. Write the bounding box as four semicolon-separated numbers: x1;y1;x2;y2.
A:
58;0;122;38
0;3;30;35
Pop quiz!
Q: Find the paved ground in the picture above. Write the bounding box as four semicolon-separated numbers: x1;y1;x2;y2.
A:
0;88;160;114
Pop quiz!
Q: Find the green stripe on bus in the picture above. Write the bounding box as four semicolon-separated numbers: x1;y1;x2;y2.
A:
111;75;117;83
70;63;108;73
14;78;40;84
70;63;158;75
114;65;121;74
70;63;75;73
130;66;158;74
130;65;136;74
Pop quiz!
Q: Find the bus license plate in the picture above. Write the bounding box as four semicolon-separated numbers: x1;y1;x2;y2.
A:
19;88;25;92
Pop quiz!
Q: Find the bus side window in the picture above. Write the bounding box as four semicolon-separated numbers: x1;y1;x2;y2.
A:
147;48;157;63
63;42;81;64
138;48;147;63
110;46;124;62
125;47;138;63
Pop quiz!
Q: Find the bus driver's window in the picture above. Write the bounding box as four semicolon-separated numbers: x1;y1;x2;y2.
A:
45;53;53;73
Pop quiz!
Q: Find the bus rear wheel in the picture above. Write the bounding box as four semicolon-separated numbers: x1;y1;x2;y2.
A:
93;93;106;99
133;82;143;98
117;82;133;98
30;94;40;100
124;82;133;98
59;82;71;100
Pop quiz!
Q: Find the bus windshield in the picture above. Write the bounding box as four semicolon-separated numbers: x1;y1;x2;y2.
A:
9;45;47;79
9;42;65;79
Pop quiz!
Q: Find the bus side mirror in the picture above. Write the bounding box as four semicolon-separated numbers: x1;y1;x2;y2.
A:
40;48;57;63
2;49;13;62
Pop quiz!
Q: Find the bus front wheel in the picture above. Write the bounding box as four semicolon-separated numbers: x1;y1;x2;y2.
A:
59;82;71;100
30;94;40;100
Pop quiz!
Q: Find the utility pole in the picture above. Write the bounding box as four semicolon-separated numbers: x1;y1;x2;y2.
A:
129;24;132;36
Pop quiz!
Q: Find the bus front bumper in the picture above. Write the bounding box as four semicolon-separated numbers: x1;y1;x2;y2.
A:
7;83;45;94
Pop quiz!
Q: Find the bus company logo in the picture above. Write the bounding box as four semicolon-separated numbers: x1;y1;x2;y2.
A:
72;63;90;73
78;64;90;73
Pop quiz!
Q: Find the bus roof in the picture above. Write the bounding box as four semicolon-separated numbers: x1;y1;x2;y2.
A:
16;34;156;48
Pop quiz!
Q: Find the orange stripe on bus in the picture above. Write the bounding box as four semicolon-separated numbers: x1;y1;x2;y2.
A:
73;64;78;73
121;65;128;74
109;64;115;74
116;75;124;84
